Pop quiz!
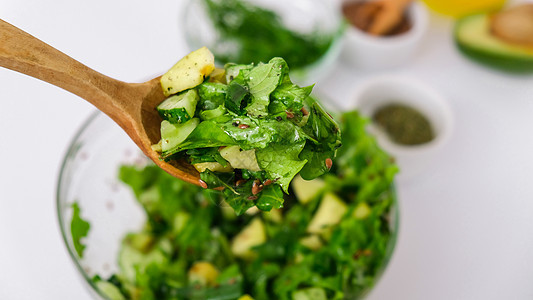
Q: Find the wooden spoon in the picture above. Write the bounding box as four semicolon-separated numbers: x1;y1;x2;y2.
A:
0;19;202;186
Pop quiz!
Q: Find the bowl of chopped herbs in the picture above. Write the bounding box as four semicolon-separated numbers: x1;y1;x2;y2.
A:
182;0;345;85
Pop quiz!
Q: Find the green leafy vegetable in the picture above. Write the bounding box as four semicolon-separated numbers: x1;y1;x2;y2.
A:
70;202;90;258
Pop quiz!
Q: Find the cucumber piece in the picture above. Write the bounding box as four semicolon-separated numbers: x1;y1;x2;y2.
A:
160;118;200;152
455;14;533;73
157;89;199;124
198;82;227;110
161;47;215;96
200;105;227;120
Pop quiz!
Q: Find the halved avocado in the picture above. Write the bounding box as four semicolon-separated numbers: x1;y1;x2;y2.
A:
455;14;533;73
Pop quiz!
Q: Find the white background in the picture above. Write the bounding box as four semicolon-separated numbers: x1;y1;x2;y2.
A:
1;0;533;299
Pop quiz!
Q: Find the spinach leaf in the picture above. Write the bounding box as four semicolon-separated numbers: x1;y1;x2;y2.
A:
245;58;287;117
256;142;307;193
269;83;313;114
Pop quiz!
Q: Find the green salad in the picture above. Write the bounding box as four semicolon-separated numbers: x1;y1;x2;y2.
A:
200;0;336;70
88;111;398;300
154;47;341;215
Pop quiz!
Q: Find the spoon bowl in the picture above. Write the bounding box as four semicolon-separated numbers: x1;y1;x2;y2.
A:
0;19;201;186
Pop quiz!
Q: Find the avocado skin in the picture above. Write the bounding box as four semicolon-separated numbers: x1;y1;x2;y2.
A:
454;15;533;74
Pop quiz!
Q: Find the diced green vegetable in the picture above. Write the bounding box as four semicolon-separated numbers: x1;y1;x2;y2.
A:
160;118;199;152
157;89;199;124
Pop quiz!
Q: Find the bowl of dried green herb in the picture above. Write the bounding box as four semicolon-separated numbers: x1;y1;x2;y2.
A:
349;75;453;180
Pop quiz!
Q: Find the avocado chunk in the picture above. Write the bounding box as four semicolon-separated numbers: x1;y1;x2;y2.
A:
455;14;533;73
307;193;347;236
299;235;323;250
353;202;371;220
231;217;266;259
161;47;216;96
291;175;326;205
188;262;220;286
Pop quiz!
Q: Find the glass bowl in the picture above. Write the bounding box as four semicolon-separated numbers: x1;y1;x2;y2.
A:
57;111;399;300
181;0;345;85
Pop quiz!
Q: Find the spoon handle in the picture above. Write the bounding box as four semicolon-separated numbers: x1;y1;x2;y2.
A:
0;19;130;118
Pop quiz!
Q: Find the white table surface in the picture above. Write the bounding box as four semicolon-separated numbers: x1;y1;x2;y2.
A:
1;1;533;299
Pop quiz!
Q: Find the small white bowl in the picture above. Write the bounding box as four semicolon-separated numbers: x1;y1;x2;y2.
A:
340;0;429;70
349;76;453;181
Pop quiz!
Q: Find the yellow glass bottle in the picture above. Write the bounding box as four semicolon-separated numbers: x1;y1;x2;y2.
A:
422;0;507;18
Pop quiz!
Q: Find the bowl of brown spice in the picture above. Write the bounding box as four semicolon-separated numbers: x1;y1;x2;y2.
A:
340;0;429;70
349;75;453;180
